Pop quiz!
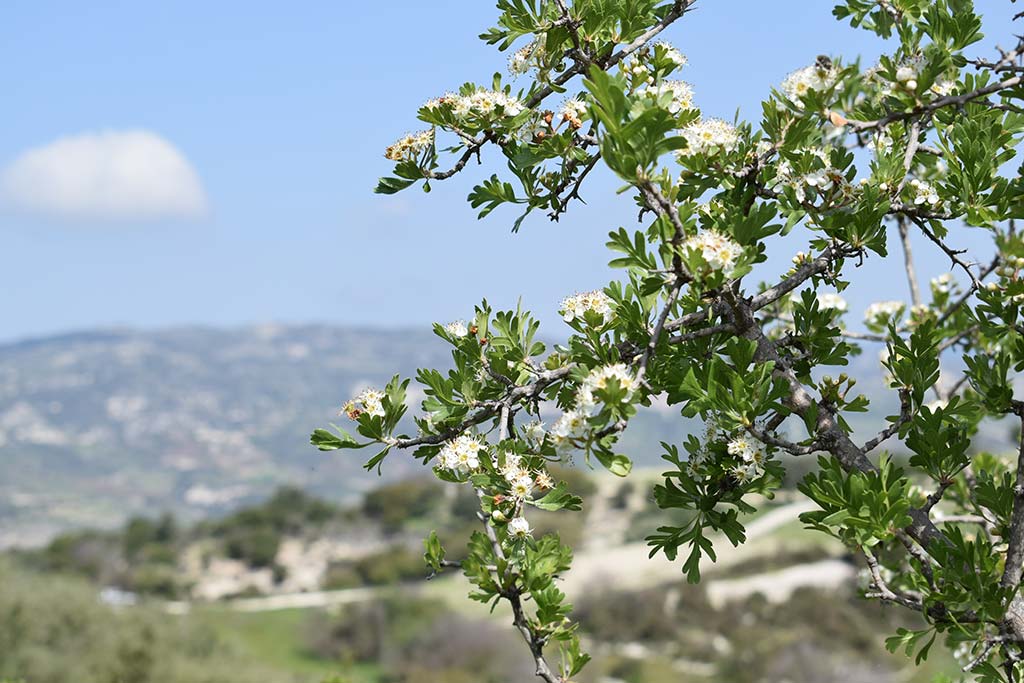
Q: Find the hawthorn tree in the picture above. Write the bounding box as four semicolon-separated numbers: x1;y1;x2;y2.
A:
313;1;1024;680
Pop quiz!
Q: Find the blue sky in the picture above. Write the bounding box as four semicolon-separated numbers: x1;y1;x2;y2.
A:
0;1;1016;342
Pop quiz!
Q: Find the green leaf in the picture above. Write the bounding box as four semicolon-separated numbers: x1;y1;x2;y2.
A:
423;530;445;574
310;426;364;451
531;482;584;511
374;176;416;194
594;450;633;477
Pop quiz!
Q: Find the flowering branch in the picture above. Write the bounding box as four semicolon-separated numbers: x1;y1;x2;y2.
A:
330;1;1024;677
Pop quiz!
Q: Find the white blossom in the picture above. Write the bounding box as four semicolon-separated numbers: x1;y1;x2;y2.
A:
773;148;847;202
677;118;740;157
908;178;940;206
560;290;614;325
930;78;955;96
682;230;743;275
867;130;893;154
930;273;956;295
730;462;761;483
508;40;542;76
560;98;588;127
864;300;905;326
621;55;652;81
643;79;694;113
523;420;546;443
727;435;766;467
499;453;528;482
430;89;525;121
511;474;534;500
384;129;434;162
444;319;469;337
654;41;687;68
817;292;848;312
780;63;838;108
576;364;636;414
551;408;590;453
342;387;387;420
439;434;486;473
508;516;532;538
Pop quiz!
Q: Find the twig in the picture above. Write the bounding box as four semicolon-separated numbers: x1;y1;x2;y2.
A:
848;75;1023;131
746;424;820;456
909;215;982;291
862;390;911;453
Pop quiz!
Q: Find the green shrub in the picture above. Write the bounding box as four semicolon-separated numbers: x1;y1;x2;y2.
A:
352;545;425;586
224;525;280;568
362;478;444;531
125;564;182;600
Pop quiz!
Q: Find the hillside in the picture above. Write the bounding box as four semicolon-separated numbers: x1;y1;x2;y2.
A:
0;325;697;547
0;325;452;545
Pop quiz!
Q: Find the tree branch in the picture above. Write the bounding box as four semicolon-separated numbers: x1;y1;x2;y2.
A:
848;75;1023;132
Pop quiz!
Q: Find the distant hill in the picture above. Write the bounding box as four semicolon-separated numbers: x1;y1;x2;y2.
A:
0;325;460;546
0;324;692;547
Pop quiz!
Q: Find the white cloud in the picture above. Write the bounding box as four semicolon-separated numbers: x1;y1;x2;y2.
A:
0;130;207;221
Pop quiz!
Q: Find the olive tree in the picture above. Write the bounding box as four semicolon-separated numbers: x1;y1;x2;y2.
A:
312;1;1024;680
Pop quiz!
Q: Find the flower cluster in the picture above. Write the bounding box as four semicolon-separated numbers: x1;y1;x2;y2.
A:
508;40;543;76
998;256;1024;281
576;364;636;415
499;452;553;499
864;300;905;328
493;453;553;539
444;319;469;337
682;230;743;275
726;436;767;483
560;290;614;325
894;57;920;87
867;55;955;98
864;131;894;159
342;387;386;420
780;63;837;108
642;79;694;113
384;129;434;162
930;273;957;296
424;90;525;120
549;364;638;454
522;420;546;444
654;41;687;68
773;148;848;203
677;118;740;157
907;178;940;206
439;433;487;473
550;409;590;454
